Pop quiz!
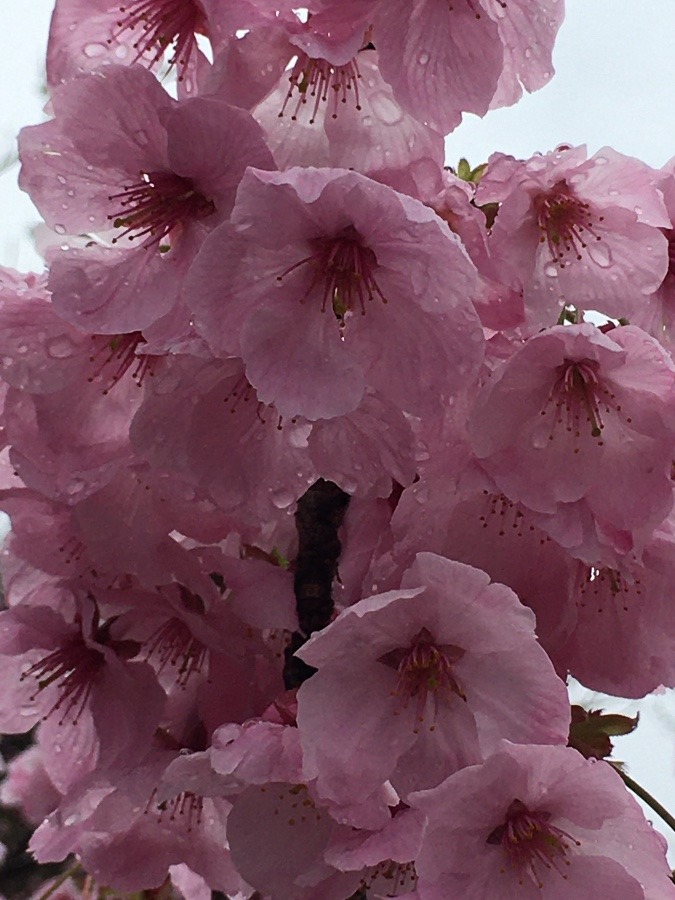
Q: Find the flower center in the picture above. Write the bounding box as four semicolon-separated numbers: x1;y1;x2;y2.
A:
21;633;105;725
110;0;207;78
577;564;637;613
279;52;362;124
144;586;208;687
487;799;580;888
534;181;604;269
541;358;627;448
379;627;466;732
277;225;386;325
88;332;157;393
108;170;215;249
361;860;418;896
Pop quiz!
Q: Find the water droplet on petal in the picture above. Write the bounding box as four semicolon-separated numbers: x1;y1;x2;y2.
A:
418;51;430;65
544;263;559;277
54;224;66;235
587;243;612;268
46;335;76;359
271;489;294;509
83;42;107;58
370;91;403;126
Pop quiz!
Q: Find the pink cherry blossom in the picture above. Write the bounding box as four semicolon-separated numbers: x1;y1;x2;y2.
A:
409;742;675;899
19;65;274;334
296;552;570;802
0;590;165;793
477;145;671;325
468;323;675;554
47;0;213;93
185;166;483;420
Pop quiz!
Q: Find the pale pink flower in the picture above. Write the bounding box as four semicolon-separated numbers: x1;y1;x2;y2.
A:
185;166;483;420
477;145;671;326
468;323;675;552
19;65;274;334
47;0;216;93
410;742;675;899
0;745;61;825
0;591;165;793
296;552;570;802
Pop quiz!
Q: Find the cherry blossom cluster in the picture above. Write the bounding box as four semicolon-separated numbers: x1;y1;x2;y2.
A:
1;0;675;897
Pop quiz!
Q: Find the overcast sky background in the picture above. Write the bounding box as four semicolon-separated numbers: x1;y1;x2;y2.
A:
1;0;675;863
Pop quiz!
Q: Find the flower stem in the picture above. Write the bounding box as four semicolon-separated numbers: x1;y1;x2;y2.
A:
616;766;675;835
36;863;80;900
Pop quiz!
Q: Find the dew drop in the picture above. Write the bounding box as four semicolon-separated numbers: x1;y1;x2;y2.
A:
66;479;85;496
57;174;67;185
271;488;294;509
288;423;312;448
370;91;403;126
83;42;107;58
587;243;612;268
544;263;559;278
418;51;430;65
54;224;66;235
46;335;76;359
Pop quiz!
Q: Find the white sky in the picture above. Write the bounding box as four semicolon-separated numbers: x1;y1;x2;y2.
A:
1;0;675;866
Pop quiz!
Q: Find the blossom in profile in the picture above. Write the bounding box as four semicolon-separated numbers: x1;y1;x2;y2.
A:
409;742;675;899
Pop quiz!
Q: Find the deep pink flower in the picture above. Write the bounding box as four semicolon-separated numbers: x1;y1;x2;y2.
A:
409;742;675;899
185;166;483;420
296;552;570;802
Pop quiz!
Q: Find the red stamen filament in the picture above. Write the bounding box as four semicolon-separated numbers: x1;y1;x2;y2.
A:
541;358;628;450
535;180;604;268
277;226;386;324
21;636;104;725
379;628;466;733
88;332;157;392
108;170;215;248
280;53;362;124
487;799;580;888
109;0;206;77
144;617;208;687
